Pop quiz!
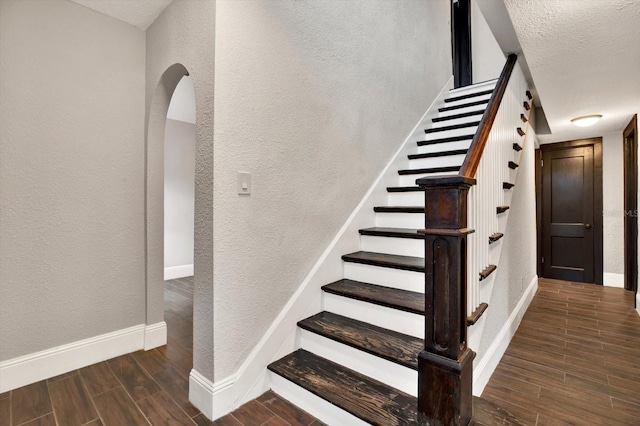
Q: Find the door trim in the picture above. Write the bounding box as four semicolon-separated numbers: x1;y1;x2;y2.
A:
535;138;603;284
623;114;638;294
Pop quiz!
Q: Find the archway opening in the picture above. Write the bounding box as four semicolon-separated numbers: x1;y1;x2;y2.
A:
157;74;196;377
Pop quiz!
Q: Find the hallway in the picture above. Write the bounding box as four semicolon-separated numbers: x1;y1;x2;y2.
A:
482;278;640;425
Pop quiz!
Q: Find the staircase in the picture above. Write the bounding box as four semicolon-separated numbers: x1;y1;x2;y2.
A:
266;80;502;425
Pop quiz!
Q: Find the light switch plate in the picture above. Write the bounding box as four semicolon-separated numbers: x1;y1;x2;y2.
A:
237;172;251;195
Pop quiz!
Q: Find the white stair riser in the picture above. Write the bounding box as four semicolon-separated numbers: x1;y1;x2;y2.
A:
443;92;492;108
399;171;458;187
448;80;497;97
323;293;424;338
423;127;477;141
408;154;466;169
299;330;418;396
360;235;424;257
416;140;473;155
375;211;423;228
270;373;370;426
388;191;424;206
343;262;424;293
429;114;483;129
438;106;487;119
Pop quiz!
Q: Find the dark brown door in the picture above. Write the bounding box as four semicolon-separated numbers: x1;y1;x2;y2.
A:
623;115;638;294
542;144;598;283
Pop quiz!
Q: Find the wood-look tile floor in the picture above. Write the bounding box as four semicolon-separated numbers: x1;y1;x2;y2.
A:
482;278;640;426
0;277;319;426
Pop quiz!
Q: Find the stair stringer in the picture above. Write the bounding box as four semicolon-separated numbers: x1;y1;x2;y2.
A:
204;77;454;420
467;109;536;394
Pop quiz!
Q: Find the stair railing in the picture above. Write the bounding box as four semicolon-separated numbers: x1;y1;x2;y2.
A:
415;54;531;425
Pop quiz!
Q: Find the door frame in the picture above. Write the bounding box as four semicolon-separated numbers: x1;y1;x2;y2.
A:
451;0;472;88
535;137;604;284
623;114;638;294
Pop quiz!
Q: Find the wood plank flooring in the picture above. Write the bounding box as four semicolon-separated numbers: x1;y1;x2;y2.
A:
482;278;640;426
2;277;319;425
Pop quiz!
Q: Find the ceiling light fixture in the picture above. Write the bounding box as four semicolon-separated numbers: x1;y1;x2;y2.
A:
571;114;602;127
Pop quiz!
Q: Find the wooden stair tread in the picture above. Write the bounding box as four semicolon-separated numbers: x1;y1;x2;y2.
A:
479;264;497;281
417;135;474;146
508;161;519;169
512;143;523;152
432;109;485;123
386;186;424;193
359;227;424;239
424;121;480;134
268;349;418;426
298;312;421;370
497;205;510;214
503;182;515;189
322;279;424;315
444;89;494;103
398;165;460;176
439;98;489;113
488;233;504;244
373;206;423;214
467;303;489;326
342;251;424;273
322;279;486;327
408;149;468;160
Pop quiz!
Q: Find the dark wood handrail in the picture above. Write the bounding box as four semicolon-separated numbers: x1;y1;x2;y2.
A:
459;54;518;178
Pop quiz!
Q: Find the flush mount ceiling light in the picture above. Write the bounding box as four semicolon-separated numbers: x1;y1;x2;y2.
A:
571;114;602;127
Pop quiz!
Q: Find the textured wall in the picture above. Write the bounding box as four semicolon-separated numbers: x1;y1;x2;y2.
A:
602;132;624;276
471;0;505;83
164;119;196;269
146;0;215;381
478;127;538;356
0;0;145;360
213;0;451;380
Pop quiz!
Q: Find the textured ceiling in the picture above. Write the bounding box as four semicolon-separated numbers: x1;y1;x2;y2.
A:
504;0;640;142
69;0;173;30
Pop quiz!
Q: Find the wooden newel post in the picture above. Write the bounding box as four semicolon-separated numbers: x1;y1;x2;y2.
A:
416;175;476;426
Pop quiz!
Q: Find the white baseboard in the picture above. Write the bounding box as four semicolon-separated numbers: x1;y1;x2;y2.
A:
0;323;159;393
204;78;455;419
164;264;194;280
603;272;624;288
144;321;167;350
189;369;226;420
472;275;538;396
636;292;640;316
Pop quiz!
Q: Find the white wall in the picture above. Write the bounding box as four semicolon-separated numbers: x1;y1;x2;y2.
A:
213;0;452;381
146;0;215;382
602;132;625;286
471;0;505;83
0;0;145;361
164;118;196;273
167;76;196;124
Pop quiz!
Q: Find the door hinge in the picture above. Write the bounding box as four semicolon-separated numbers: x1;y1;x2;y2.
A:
541;256;545;264
541;159;544;167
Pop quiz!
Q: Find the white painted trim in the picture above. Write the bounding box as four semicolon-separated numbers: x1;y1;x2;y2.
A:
0;324;146;393
164;264;194;280
472;275;538;396
636;292;640;316
603;272;624;288
144;321;167;350
188;369;231;421
206;77;456;418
